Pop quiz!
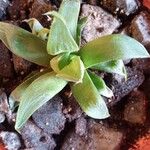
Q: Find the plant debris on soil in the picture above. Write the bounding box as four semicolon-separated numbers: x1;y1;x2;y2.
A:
1;0;150;150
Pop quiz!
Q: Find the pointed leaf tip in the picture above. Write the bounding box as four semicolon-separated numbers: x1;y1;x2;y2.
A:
88;71;113;98
92;60;127;78
0;22;52;67
50;54;85;83
79;34;150;68
72;70;110;119
15;72;67;130
46;11;79;55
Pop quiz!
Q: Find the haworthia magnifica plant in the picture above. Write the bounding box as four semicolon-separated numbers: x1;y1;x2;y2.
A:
0;0;149;131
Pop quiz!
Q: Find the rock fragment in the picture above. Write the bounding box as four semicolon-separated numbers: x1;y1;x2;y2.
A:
0;0;9;20
0;89;12;123
0;90;9;114
80;4;120;43
107;67;144;106
130;12;150;51
100;0;139;16
75;116;87;136
32;96;66;135
21;121;56;150
0;131;21;150
0;113;5;123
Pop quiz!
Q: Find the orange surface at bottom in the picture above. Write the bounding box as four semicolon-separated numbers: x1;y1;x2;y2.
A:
129;135;150;150
143;0;150;9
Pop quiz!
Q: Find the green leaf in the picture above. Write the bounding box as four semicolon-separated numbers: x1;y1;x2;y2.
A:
15;72;67;130
59;0;81;39
76;17;88;46
38;28;49;41
72;70;110;119
58;53;72;69
50;54;84;82
92;60;127;78
88;71;113;98
9;71;50;111
24;18;44;35
50;53;71;73
79;34;150;68
0;22;52;67
0;27;10;48
9;70;50;110
24;18;49;40
46;11;79;55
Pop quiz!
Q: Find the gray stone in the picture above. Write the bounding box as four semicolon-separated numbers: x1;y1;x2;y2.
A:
0;112;5;123
75;116;87;136
32;96;66;135
80;4;120;43
0;131;21;150
0;90;10;114
100;0;139;16
0;89;14;124
21;121;56;150
0;0;9;19
130;12;150;51
107;67;145;106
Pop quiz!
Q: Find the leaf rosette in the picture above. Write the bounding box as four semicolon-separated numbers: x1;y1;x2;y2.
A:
0;0;149;131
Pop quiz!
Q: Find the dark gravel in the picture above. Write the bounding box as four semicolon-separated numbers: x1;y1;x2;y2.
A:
32;95;66;135
0;0;150;149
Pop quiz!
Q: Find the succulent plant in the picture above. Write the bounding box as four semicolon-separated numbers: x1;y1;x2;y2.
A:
0;0;149;131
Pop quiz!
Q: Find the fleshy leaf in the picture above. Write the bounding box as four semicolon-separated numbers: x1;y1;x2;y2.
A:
50;54;84;82
58;53;71;69
15;72;67;130
79;34;150;68
0;27;10;48
92;60;127;78
24;18;43;35
46;11;79;55
38;28;49;40
88;71;113;98
0;22;52;67
59;0;80;39
50;54;71;73
72;70;110;119
9;70;50;111
9;70;50;110
76;17;88;46
24;18;49;40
